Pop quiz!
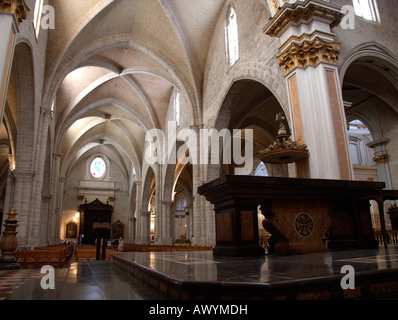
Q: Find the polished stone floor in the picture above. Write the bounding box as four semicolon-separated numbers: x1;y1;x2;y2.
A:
113;245;398;284
1;245;397;300
2;260;169;300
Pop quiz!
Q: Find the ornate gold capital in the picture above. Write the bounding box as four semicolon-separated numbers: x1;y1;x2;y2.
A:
277;37;340;75
269;0;281;15
0;0;30;26
374;154;389;165
264;1;344;38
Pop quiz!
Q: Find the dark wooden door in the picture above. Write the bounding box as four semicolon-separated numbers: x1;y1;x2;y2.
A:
79;199;113;245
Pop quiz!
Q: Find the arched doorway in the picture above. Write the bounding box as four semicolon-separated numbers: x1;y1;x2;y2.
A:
343;51;398;241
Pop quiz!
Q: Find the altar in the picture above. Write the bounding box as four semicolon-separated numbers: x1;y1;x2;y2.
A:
198;176;398;256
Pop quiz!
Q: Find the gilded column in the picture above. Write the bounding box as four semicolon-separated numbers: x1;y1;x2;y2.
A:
0;0;29;129
264;0;353;180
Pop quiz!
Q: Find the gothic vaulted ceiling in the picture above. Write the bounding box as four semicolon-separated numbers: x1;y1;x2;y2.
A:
44;0;226;180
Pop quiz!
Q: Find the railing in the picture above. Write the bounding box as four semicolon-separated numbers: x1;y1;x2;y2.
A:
374;232;398;245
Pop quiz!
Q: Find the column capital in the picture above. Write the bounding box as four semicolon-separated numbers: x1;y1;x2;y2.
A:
264;0;344;76
11;169;35;181
264;0;343;38
374;154;390;165
277;37;340;75
40;106;52;119
0;0;30;26
367;139;390;149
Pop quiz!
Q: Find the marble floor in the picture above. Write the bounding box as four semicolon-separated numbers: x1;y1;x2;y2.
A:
1;245;397;300
1;260;169;300
113;245;398;284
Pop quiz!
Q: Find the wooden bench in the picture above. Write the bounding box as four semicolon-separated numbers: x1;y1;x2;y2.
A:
15;245;74;268
75;245;119;261
123;244;213;252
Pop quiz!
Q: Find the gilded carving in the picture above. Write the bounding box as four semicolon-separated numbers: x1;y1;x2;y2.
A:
374;154;390;165
264;2;344;37
0;0;30;25
269;0;281;15
277;37;341;75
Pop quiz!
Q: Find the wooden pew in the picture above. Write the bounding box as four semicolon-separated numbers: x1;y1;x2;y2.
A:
122;244;213;252
75;245;119;261
15;245;74;268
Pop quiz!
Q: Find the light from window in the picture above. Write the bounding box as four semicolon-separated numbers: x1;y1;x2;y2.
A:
33;0;44;37
50;99;55;119
226;5;239;67
174;90;180;127
90;157;106;179
353;0;380;22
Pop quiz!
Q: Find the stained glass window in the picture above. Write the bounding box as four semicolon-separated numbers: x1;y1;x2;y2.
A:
90;157;106;179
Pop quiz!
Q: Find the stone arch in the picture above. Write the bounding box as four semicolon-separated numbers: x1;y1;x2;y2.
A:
207;78;290;181
342;42;398;193
205;62;289;130
13;42;36;173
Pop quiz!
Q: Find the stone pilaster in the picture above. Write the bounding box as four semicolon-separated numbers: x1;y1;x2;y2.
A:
264;0;352;180
10;169;34;248
0;0;29;129
47;153;61;244
161;201;174;245
29;107;52;246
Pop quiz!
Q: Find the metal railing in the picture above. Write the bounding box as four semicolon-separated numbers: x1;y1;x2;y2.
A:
374;232;398;245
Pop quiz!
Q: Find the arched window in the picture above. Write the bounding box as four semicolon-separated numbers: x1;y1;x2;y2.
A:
33;0;44;37
253;162;269;177
174;89;180;127
353;0;380;22
226;5;239;67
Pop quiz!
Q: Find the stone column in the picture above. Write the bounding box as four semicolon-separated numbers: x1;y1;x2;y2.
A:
11;170;34;248
161;201;174;245
134;181;144;244
264;0;353;180
369;140;393;228
47;153;61;244
184;204;193;244
29;107;52;246
0;0;29;128
154;165;162;244
55;177;65;241
190;123;206;246
2;155;15;218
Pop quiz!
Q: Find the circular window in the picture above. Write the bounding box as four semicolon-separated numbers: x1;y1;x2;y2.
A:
90;157;106;179
294;213;314;238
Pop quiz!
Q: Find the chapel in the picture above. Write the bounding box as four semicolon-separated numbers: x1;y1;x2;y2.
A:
0;0;397;257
